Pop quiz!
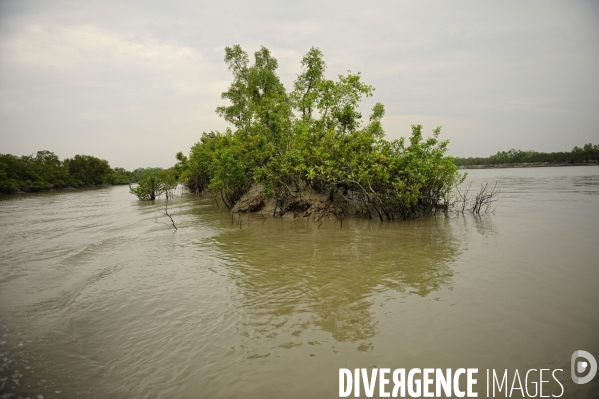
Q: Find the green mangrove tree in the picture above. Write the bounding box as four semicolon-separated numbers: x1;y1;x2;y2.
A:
179;45;466;220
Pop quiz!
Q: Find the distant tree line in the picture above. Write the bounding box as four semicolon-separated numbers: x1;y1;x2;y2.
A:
0;150;160;194
454;143;599;167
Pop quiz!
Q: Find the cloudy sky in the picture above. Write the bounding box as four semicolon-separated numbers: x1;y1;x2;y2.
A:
1;0;598;170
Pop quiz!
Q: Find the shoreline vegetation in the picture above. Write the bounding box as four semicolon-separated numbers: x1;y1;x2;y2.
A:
455;145;599;169
3;144;597;196
0;150;163;194
459;162;599;169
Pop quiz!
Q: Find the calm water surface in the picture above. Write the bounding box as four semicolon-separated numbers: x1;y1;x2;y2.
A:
0;166;598;398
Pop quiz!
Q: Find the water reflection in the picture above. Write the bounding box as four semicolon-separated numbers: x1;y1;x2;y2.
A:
213;216;465;349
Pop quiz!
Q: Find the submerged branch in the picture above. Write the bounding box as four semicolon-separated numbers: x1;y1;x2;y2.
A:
163;201;177;230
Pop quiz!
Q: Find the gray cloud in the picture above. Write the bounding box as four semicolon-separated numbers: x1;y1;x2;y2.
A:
1;0;598;169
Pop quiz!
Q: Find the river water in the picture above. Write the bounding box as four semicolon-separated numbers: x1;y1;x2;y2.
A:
0;166;598;398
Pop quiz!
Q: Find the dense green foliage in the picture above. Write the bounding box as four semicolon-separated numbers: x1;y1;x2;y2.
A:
178;46;463;220
130;167;164;183
0;150;134;193
129;169;178;201
454;144;599;167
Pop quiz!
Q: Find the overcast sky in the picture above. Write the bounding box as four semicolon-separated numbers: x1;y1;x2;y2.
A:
1;0;598;170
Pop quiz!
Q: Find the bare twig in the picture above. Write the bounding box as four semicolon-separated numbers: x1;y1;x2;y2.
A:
163;200;177;230
471;182;500;215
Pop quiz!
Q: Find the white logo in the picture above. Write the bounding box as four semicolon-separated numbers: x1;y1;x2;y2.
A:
571;350;597;384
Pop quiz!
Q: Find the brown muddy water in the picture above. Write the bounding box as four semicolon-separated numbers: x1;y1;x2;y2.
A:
0;166;598;398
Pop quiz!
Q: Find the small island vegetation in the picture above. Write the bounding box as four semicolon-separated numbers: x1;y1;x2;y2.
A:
173;45;492;222
128;169;178;201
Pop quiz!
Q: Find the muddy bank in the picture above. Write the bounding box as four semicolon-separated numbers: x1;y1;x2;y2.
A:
230;184;350;221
